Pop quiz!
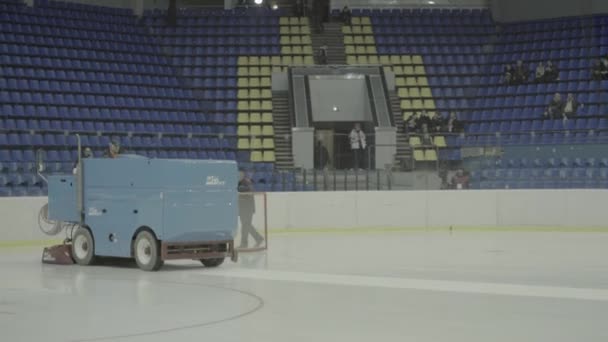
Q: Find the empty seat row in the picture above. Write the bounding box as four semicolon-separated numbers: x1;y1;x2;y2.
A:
345;46;378;55
237;113;273;124
169;45;281;56
237;138;275;150
237;89;272;99
465;118;608;133
162;35;280;46
1;33;159;54
478;81;607;96
375;34;489;45
344;35;375;45
279;26;311;35
280;35;312;45
446;132;608;146
237;101;273;111
376;45;483;55
237;125;274;137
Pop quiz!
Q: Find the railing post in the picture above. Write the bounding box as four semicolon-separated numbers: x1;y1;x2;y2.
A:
376;169;381;190
355;168;359;191
344;169;347;191
365;169;369;190
302;168;307;191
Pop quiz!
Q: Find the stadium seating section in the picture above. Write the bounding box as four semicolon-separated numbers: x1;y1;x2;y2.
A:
1;0;607;195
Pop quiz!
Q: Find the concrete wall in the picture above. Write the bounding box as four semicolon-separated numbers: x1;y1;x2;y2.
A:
309;77;373;123
2;190;607;242
491;0;608;22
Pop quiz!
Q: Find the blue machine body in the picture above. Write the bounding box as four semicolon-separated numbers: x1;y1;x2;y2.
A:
47;155;238;258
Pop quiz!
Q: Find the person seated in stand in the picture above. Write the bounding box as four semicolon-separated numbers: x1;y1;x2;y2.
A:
72;147;92;174
341;5;351;25
513;60;528;84
600;57;608;80
420;124;433;146
450;169;470;190
562;93;583;120
404;112;420;135
503;64;514;85
543;93;564;119
431;112;446;133
417;110;433;133
535;62;546;82
545;60;559;82
446;111;464;133
103;140;121;158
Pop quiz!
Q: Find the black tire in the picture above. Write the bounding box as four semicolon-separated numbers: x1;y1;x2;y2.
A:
72;228;96;266
200;257;225;268
133;231;163;271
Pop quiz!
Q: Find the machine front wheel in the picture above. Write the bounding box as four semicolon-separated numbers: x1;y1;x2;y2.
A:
200;257;225;268
72;228;95;265
133;231;163;271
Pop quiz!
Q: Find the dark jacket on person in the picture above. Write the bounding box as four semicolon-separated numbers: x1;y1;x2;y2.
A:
238;177;255;213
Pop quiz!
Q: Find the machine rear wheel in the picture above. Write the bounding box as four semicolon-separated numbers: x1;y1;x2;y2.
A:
133;231;163;271
72;228;95;265
200;258;225;267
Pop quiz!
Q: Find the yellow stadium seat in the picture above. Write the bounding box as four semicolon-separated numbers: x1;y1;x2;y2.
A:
250;125;262;137
293;56;304;65
400;100;412;110
260;77;271;87
366;46;377;54
262;139;275;149
355;46;366;54
272;65;283;72
417;77;429;86
238;126;250;136
237;56;248;65
301;26;310;34
300;17;309;25
238;67;249;76
393;66;404;75
237;89;249;99
424;149;437;161
237;101;249;111
406;77;417;86
395;77;406;87
357;55;368;64
302;36;312;45
263;151;276;162
398;88;409;97
279;17;289;25
368;56;379;64
249;89;261;99
423;99;435;110
352;26;362;34
250;151;263;162
412;99;423;109
238;138;250;149
249;56;260;66
281;46;292;55
344;36;353;44
289;17;298;25
361;17;371;25
237;78;248;87
379;55;391;65
364;35;375;45
249;77;260;87
249;112;261;123
250;101;261;111
412;55;423;65
304;55;314;65
280;36;290;45
262;125;274;136
401;55;413;65
402;111;414;121
237;113;249;123
420;87;432;98
347;55;357;65
249;67;260;76
342;26;352;34
345;45;355;55
251;138;263;149
271;56;281;65
260;56;270;66
409;136;421;147
351;17;361;25
261;113;273;123
281;56;293;65
414;65;426;75
433;136;446;148
261;89;272;98
362;26;372;34
260;67;271;76
390;55;401;65
302;45;313;55
354;35;364;44
383;66;392;74
292;46;303;55
403;66;415;75
280;26;289;35
290;26;301;34
261;101;272;111
409;88;421;98
292;36;302;45
413;150;425;161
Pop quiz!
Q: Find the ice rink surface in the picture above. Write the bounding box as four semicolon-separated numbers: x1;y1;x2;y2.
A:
2;230;608;342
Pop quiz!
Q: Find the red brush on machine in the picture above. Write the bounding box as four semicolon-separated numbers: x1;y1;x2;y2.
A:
39;203;76;265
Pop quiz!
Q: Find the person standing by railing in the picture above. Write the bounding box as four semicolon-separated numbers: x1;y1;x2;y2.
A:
349;123;366;170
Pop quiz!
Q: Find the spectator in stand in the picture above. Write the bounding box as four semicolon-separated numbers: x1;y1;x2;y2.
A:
341;5;351;25
431;112;446;133
317;45;328;64
543;93;564;119
562;93;583;119
421;124;433;146
446;112;464;133
314;140;330;170
592;59;605;80
349;123;366;170
535;62;546;82
417;110;433;132
513;60;528;84
450;169;470;190
545;60;559;81
503;64;514;85
404;112;419;135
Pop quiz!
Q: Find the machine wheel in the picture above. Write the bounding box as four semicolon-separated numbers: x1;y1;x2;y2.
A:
72;228;96;266
133;231;163;271
201;257;225;268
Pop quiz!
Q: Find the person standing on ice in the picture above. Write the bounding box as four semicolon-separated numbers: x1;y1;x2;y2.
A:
238;170;264;248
